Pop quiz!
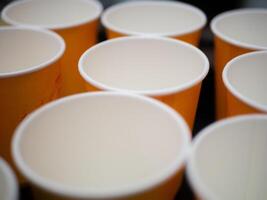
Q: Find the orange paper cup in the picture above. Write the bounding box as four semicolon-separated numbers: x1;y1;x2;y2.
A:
2;0;103;96
12;92;190;200
223;51;267;117
101;1;206;46
0;158;18;200
211;9;267;119
0;27;65;170
187;114;267;200
79;36;209;129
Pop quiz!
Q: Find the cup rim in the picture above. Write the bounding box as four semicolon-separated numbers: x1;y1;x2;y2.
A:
1;0;103;30
223;50;267;112
186;114;267;200
78;36;209;97
211;8;267;50
0;158;18;200
0;26;65;78
101;0;207;37
12;91;191;199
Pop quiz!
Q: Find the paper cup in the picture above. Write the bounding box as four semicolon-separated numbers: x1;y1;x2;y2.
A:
12;92;190;200
187;114;267;200
101;1;206;46
211;9;267;119
0;158;18;200
223;51;267;117
0;27;65;170
79;36;209;129
2;0;103;96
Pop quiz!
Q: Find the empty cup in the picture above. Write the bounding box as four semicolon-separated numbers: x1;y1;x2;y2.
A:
187;114;267;200
12;92;190;200
2;0;103;96
0;158;18;200
101;1;206;46
0;27;65;168
79;36;209;129
223;51;267;117
211;8;267;119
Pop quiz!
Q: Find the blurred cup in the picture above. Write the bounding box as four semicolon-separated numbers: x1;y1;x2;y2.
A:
101;1;206;46
2;0;103;96
12;92;190;200
0;158;18;200
211;9;267;119
223;51;267;117
79;36;209;129
187;114;267;200
0;27;65;169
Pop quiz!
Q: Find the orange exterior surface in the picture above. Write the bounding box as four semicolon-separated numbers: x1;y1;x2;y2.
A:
0;61;62;171
173;30;202;47
84;82;202;130
31;168;184;200
55;19;99;97
214;36;252;119
226;90;263;117
106;29;203;47
156;84;202;129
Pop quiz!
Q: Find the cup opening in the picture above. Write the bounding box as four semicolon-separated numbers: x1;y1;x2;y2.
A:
211;9;267;50
101;1;206;37
1;0;103;30
79;36;209;96
0;159;18;200
0;27;65;78
223;51;267;112
187;115;267;200
12;92;190;199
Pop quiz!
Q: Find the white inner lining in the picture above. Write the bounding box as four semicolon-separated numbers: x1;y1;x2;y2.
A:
227;52;267;107
0;164;9;200
215;11;267;48
3;0;100;28
0;29;62;74
82;38;205;91
104;2;205;35
19;95;184;191
195;119;267;200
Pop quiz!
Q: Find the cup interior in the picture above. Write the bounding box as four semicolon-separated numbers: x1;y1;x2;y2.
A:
212;9;267;49
188;115;267;200
102;1;206;36
79;37;208;95
0;27;64;77
223;51;267;111
0;159;18;200
13;92;189;198
2;0;102;29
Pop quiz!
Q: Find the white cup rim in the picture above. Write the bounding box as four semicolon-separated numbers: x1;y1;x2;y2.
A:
211;8;267;50
1;0;103;30
0;26;65;78
12;91;191;199
101;0;207;37
186;114;267;200
222;50;267;112
78;36;209;97
0;158;18;200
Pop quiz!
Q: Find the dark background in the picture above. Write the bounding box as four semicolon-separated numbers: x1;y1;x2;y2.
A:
0;0;266;199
